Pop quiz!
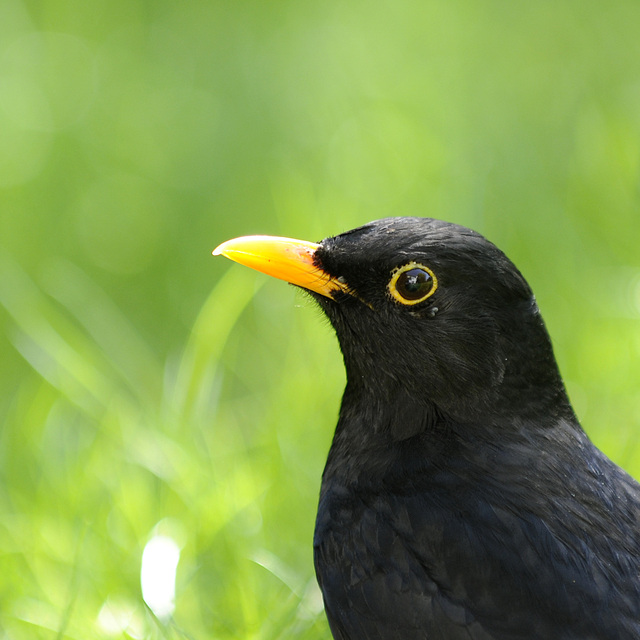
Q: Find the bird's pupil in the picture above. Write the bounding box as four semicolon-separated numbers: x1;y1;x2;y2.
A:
397;268;432;300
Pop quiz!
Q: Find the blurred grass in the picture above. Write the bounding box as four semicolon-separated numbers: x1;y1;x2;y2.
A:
1;0;640;638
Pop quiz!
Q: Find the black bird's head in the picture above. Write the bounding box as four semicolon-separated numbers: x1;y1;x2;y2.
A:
214;217;573;430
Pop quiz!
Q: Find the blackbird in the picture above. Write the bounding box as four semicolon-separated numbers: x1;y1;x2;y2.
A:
213;217;640;639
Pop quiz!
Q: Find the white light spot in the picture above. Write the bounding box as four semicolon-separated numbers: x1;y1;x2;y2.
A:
96;597;144;638
140;535;181;620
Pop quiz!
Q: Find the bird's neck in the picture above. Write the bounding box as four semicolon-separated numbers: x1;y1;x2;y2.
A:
321;380;448;486
321;374;582;491
333;299;576;428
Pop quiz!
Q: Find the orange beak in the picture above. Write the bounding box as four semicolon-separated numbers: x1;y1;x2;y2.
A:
213;235;349;299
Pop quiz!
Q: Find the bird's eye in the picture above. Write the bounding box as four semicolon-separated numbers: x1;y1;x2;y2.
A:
388;262;437;305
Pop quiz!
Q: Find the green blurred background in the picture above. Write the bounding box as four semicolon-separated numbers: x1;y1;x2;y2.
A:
2;0;640;637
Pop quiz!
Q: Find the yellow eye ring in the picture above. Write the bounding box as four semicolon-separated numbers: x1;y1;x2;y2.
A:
388;262;438;305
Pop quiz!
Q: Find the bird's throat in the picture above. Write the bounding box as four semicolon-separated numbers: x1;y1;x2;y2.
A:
321;381;449;486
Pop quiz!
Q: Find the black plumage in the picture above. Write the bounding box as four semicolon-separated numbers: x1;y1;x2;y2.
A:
214;217;640;639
